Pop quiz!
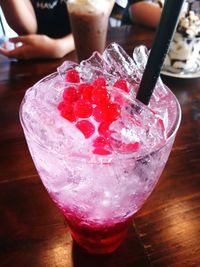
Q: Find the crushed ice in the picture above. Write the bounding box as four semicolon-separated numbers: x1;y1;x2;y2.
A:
23;43;176;159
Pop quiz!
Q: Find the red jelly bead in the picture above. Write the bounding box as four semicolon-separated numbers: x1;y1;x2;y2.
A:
93;148;112;155
98;121;112;136
65;69;80;83
93;136;112;155
60;106;76;122
114;79;129;92
76;120;95;138
93;105;105;122
61;112;76;122
93;136;109;147
74;100;93;118
93;103;121;122
104;103;121;122
91;87;110;105
58;101;73;113
78;83;94;101
58;101;76;122
92;76;107;87
63;87;78;102
57;101;66;111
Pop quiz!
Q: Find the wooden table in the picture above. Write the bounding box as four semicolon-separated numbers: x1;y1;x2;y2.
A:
0;25;200;267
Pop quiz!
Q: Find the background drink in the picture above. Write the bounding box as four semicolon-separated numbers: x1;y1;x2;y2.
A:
163;8;200;74
19;45;181;254
67;0;115;62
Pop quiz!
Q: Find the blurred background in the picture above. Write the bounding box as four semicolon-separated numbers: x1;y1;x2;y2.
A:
0;7;17;39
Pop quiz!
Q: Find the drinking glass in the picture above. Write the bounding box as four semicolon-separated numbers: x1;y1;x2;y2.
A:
67;0;115;62
19;44;181;254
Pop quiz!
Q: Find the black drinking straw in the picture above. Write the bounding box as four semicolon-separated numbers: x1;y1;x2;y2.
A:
136;0;185;105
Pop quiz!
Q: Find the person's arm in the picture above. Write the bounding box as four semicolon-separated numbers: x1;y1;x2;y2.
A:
0;0;37;34
0;33;75;59
129;1;162;28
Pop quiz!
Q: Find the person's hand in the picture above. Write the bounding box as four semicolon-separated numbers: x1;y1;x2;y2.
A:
0;34;68;59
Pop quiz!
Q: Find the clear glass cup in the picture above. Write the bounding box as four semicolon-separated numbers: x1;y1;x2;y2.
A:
19;72;181;254
67;0;115;62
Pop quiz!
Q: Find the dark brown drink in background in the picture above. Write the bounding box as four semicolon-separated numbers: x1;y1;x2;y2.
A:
67;0;115;62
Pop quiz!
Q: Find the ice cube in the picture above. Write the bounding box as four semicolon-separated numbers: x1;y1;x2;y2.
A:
109;96;166;157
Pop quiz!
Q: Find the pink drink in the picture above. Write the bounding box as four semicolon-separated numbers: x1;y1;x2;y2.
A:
19;44;181;254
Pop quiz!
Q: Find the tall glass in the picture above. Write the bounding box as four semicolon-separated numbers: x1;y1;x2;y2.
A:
67;0;115;62
19;45;181;254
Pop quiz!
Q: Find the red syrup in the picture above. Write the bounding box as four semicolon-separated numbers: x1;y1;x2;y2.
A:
66;216;132;254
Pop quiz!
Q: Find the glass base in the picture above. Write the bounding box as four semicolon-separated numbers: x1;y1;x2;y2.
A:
67;218;132;254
